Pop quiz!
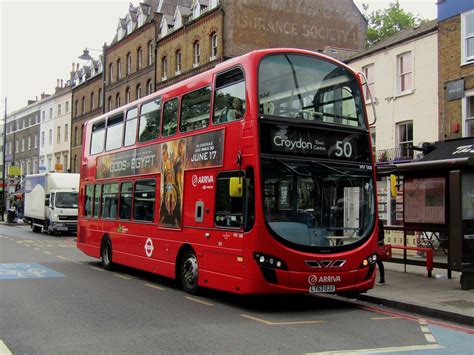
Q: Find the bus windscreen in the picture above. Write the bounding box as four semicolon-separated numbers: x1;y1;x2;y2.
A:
258;54;365;128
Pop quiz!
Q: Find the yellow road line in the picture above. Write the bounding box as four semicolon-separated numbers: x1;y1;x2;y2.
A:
114;274;132;280
145;283;166;291
185;296;214;306
241;314;324;326
305;344;443;354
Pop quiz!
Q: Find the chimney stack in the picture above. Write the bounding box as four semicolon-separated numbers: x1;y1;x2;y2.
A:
60;79;63;88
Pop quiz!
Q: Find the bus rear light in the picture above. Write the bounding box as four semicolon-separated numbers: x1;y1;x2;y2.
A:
253;252;288;270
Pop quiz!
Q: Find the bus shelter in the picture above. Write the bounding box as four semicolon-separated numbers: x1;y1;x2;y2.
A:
378;137;474;290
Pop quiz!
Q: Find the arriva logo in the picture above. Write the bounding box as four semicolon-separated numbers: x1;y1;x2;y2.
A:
308;275;342;285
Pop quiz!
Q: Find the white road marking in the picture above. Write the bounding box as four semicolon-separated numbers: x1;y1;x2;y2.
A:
185;296;214;306
43;251;52;255
424;333;437;343
241;314;324;326
0;340;12;355
306;344;443;354
56;256;66;260
114;274;132;280
91;266;104;272
145;283;166;291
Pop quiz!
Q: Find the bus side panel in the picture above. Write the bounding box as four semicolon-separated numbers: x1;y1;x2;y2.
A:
113;250;175;279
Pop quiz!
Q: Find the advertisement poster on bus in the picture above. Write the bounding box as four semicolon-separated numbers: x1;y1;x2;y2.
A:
159;139;185;229
96;129;224;229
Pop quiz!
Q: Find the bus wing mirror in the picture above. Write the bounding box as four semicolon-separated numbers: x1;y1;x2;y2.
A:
229;177;243;198
357;71;377;127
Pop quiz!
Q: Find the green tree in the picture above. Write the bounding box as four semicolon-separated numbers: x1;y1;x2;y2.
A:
362;1;428;48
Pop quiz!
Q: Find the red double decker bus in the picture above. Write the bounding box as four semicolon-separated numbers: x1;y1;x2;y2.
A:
77;48;378;295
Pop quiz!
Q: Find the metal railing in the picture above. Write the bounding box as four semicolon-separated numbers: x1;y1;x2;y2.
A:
375;146;417;163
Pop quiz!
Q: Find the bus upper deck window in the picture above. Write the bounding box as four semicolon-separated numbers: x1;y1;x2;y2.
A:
90;121;106;155
124;107;138;146
162;98;178;137
213;68;246;125
138;98;162;142
180;86;211;133
105;114;124;151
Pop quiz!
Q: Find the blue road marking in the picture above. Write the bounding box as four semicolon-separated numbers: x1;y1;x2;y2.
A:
429;325;474;355
0;263;65;280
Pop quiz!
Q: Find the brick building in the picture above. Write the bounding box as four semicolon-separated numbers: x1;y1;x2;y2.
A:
5;99;42;178
104;0;161;113
437;0;474;139
156;0;367;89
71;61;104;173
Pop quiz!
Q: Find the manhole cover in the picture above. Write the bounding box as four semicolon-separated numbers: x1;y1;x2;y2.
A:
440;300;474;309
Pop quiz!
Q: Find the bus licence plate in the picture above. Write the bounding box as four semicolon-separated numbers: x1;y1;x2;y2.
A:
309;285;336;293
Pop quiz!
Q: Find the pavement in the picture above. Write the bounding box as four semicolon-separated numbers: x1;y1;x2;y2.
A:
356;262;474;327
2;218;474;328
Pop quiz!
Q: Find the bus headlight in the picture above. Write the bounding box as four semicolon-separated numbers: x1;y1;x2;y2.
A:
253;252;288;270
360;253;377;268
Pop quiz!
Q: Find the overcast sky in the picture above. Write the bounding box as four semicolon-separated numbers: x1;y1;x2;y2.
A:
0;0;437;115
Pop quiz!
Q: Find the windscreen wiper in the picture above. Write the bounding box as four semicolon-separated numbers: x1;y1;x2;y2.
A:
310;160;369;179
270;158;311;177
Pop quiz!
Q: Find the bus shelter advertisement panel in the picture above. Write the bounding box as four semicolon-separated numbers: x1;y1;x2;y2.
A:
404;177;446;224
96;130;224;229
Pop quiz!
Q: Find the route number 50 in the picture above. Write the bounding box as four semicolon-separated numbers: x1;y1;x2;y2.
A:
335;141;353;158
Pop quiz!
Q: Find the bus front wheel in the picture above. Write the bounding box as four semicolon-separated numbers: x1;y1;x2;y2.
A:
180;249;199;295
101;237;114;271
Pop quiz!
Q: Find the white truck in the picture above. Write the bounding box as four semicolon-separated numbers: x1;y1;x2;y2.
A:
24;173;80;235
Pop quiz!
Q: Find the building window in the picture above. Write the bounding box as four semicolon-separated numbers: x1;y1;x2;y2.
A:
147;80;153;95
126;87;131;104
461;10;474;64
91;92;95;110
148;41;153;66
33;159;38;174
58;104;62;116
136;84;142;100
22;137;25;151
15;140;19;153
74;127;78;146
41;131;45;147
397;52;413;94
397;121;413;158
162;56;168;80
27;135;31;150
117;58;122;80
116;93;121;108
108;96;113;111
137;47;143;70
65;124;69;142
109;63;114;83
57;126;61;143
82;96;85;114
34;134;38;148
49;108;53;119
193;41;200;67
65;101;69;113
99;88;103;107
362;64;375;101
464;93;474;137
49;129;52;145
74;100;78;117
210;32;218;59
175;50;181;75
127;53;132;75
42;111;45;121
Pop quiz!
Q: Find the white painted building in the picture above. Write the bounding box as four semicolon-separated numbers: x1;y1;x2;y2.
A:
39;97;54;173
348;20;439;162
53;89;72;172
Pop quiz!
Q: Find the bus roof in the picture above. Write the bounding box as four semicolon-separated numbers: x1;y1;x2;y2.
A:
85;47;357;128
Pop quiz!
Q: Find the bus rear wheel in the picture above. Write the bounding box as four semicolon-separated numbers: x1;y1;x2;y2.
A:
180;249;199;295
101;237;114;271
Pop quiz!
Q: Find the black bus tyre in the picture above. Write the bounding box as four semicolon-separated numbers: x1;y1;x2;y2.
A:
32;224;41;233
101;237;114;271
180;249;199;295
